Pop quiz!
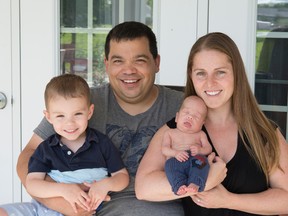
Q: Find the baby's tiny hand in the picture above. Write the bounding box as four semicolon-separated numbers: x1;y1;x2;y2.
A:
175;151;189;162
190;145;200;156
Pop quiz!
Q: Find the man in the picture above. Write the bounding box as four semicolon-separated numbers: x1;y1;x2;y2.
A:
16;21;184;216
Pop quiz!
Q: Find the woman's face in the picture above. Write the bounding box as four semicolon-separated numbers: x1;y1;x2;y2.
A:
190;49;234;110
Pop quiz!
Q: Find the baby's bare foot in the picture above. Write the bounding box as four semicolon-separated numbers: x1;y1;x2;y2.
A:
185;183;199;193
176;185;187;196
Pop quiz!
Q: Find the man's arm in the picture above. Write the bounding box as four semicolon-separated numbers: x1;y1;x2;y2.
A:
17;133;94;216
17;133;43;186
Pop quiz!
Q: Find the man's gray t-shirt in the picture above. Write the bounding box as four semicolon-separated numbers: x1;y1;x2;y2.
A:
34;84;184;216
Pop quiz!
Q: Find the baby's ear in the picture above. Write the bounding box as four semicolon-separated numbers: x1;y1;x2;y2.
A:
175;112;179;123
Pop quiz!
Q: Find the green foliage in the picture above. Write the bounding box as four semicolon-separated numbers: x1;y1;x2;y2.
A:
255;34;265;70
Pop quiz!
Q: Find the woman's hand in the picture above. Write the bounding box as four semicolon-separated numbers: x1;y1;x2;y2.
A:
204;152;227;191
191;184;231;208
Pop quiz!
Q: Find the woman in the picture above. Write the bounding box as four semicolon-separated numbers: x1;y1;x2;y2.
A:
135;32;288;215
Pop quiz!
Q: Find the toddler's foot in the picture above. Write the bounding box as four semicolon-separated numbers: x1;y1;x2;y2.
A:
176;185;187;196
185;183;199;193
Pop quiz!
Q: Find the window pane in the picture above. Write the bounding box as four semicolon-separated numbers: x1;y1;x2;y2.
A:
60;33;88;77
255;0;288;137
93;0;112;28
60;0;154;87
61;0;88;28
93;33;107;86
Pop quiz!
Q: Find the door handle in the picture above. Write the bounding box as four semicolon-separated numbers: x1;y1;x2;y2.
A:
0;92;7;109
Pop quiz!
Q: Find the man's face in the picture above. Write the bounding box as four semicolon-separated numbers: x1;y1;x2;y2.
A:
104;37;160;104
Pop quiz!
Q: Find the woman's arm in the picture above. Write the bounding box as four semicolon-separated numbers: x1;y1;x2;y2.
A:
135;125;181;201
193;129;288;215
135;124;227;201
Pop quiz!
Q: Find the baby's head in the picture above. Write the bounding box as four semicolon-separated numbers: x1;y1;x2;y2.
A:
180;96;207;119
176;96;207;133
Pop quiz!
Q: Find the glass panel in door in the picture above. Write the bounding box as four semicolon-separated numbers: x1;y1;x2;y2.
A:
255;0;288;138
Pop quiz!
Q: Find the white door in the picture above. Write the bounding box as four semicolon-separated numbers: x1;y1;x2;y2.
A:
0;0;57;203
20;0;58;201
0;0;13;204
0;0;21;204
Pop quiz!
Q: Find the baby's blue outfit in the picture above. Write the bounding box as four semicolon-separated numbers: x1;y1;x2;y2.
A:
165;154;209;194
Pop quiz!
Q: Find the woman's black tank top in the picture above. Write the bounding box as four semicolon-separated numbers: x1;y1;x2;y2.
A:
167;118;271;216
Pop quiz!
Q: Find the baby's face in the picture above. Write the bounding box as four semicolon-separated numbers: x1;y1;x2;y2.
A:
176;98;206;133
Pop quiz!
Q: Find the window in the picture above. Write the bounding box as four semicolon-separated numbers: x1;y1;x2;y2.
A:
255;0;288;137
60;0;153;86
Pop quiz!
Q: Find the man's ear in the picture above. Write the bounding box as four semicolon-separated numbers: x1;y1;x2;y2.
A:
104;58;109;75
88;104;94;120
43;110;53;124
155;54;160;73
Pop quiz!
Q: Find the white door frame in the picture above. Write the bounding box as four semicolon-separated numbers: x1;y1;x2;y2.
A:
0;0;21;204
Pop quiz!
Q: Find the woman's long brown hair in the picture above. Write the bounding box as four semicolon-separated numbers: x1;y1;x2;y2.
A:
184;32;281;181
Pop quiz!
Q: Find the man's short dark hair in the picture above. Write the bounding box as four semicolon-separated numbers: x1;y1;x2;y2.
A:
105;21;158;59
